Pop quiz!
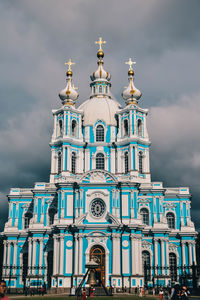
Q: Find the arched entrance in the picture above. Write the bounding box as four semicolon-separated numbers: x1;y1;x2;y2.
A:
90;245;105;286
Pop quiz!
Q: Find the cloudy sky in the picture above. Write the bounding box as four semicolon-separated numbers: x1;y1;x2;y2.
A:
0;0;200;231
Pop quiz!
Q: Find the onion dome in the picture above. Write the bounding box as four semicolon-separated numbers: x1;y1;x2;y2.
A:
122;58;142;105
89;37;111;98
59;59;79;106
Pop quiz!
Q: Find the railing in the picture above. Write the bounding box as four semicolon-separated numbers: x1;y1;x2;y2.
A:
1;265;47;294
144;262;199;289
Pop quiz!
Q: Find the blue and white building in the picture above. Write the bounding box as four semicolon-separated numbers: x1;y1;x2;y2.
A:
1;39;197;291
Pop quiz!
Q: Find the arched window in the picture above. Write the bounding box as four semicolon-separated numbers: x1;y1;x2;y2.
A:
24;213;31;229
106;86;108;93
96;153;105;170
142;251;151;281
93;86;95;94
71;152;76;174
139;151;143;173
58;152;62;174
169;253;177;281
138;119;143;137
124;152;129;173
166;212;175;229
72;120;77;137
59;120;63;135
96;125;104;142
140;208;149;225
124;119;128;136
99;85;102;93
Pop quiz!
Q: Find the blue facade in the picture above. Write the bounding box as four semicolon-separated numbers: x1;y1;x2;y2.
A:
1;44;197;291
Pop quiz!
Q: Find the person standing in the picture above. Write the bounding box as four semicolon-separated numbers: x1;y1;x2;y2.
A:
0;280;10;300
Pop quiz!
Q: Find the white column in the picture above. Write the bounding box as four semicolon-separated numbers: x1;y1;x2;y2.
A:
182;242;186;265
28;238;32;275
75;235;79;275
57;237;60;274
110;148;115;173
166;240;169;275
19;253;23;284
53;236;57;275
112;233;120;275
135;238;139;274
192;242;196;264
154;239;158;266
39;240;43;275
32;239;36;275
161;240;165;275
6;242;11;276
3;242;7;276
131;235;136;275
12;242;17;275
79;234;83;275
44;253;48;283
60;235;64;275
138;238;142;274
188;243;193;265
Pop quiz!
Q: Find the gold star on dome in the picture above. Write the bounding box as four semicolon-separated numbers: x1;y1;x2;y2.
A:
64;58;75;71
95;37;106;50
125;58;136;70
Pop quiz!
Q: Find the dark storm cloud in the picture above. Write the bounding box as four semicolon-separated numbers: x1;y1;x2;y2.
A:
0;0;200;231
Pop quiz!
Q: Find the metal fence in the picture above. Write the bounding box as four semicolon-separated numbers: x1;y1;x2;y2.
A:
144;262;200;289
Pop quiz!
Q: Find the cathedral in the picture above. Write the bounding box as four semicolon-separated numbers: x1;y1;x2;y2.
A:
1;38;197;292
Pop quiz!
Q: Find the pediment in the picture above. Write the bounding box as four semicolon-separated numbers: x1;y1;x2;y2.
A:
79;170;117;184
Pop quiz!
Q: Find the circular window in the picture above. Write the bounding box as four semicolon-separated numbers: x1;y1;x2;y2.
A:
90;198;106;218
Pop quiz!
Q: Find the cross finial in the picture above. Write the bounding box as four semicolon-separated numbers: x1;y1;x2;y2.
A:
95;37;106;50
65;58;75;71
125;58;136;70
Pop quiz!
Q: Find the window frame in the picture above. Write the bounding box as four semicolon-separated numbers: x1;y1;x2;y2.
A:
96;153;105;170
96;124;105;142
166;212;175;229
71;152;76;174
140;208;149;225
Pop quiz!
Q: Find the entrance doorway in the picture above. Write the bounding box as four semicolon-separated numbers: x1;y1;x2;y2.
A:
90;245;105;286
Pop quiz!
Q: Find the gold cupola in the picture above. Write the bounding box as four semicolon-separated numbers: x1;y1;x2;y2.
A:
90;37;111;98
122;58;142;105
59;58;79;106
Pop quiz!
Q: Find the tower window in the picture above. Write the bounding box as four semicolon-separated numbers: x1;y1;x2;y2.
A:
166;212;175;229
24;214;31;229
59;120;63;135
124;119;128;136
137;119;143;137
71;152;76;174
124;152;129;174
93;86;95;94
140;208;149;225
99;85;102;93
106;86;108;93
72;120;77;137
96;153;105;170
58;152;62;174
96;125;104;142
139;151;143;173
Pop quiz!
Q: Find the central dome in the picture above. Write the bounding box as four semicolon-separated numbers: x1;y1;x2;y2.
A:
78;96;121;126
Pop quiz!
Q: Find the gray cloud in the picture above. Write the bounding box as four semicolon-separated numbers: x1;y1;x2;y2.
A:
0;0;200;231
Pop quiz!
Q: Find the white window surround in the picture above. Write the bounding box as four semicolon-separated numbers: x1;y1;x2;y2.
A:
94;123;106;143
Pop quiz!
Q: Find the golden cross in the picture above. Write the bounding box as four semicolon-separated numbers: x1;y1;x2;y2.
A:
95;37;106;50
125;58;136;70
64;58;75;71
